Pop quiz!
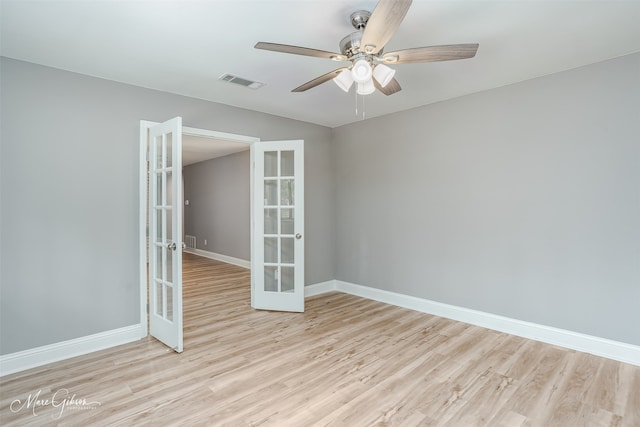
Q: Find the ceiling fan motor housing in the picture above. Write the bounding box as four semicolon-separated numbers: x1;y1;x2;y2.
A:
339;10;375;58
339;31;363;57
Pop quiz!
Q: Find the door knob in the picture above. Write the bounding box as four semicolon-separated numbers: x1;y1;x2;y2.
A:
167;242;177;251
295;233;302;240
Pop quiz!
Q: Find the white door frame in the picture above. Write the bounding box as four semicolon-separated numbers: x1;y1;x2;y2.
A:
139;120;259;336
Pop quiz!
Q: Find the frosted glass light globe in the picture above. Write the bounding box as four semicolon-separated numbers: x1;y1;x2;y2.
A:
351;59;373;84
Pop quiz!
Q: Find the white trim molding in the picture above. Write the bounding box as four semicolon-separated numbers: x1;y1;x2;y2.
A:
184;248;250;269
0;324;146;377
305;280;640;367
305;280;337;297
5;280;637;377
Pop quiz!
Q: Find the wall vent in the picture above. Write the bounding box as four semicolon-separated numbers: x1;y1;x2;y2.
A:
184;235;196;249
218;73;265;89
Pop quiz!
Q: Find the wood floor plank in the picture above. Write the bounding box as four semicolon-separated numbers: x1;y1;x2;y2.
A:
1;252;638;426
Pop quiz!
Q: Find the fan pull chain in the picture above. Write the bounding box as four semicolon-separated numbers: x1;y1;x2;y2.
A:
355;89;358;117
362;94;366;120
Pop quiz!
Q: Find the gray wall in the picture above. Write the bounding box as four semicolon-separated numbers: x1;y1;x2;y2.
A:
2;52;638;356
183;150;250;260
332;52;640;346
0;57;334;354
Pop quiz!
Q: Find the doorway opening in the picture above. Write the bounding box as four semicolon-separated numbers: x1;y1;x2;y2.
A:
139;120;258;351
182;129;254;267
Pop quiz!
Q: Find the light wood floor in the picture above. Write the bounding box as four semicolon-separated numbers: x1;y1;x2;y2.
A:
1;253;639;426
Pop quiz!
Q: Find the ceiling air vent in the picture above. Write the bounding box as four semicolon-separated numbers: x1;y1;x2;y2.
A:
218;73;264;89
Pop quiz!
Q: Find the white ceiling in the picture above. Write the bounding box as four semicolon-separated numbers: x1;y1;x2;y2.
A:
2;1;639;128
182;134;248;166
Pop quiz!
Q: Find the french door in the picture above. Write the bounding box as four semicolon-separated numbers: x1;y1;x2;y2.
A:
252;140;305;312
148;117;183;352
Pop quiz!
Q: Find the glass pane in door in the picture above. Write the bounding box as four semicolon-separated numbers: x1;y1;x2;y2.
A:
166;207;173;243
155;246;163;278
155;281;163;316
281;150;294;176
264;266;277;292
280;179;294;206
155;173;163;206
264;151;277;177
167;246;173;282
166;284;173;321
281;208;294;235
154;136;163;169
166;171;173;205
281;267;294;293
264;208;277;234
155;208;162;240
281;237;294;263
166;133;173;168
264;237;278;263
264;180;277;206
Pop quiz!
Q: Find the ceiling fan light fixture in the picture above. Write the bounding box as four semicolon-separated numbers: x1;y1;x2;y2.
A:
351;59;372;84
373;64;396;88
333;69;354;92
254;1;478;97
357;79;375;95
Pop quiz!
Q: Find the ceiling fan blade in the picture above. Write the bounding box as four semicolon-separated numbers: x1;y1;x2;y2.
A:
292;68;350;92
374;77;402;96
381;43;479;64
255;42;347;61
360;0;413;55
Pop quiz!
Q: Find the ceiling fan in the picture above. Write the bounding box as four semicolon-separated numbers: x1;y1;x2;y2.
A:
255;0;479;96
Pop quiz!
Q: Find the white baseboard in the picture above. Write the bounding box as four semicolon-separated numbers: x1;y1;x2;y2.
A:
305;280;337;297
309;280;640;367
0;324;146;377
5;280;637;377
185;248;250;269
